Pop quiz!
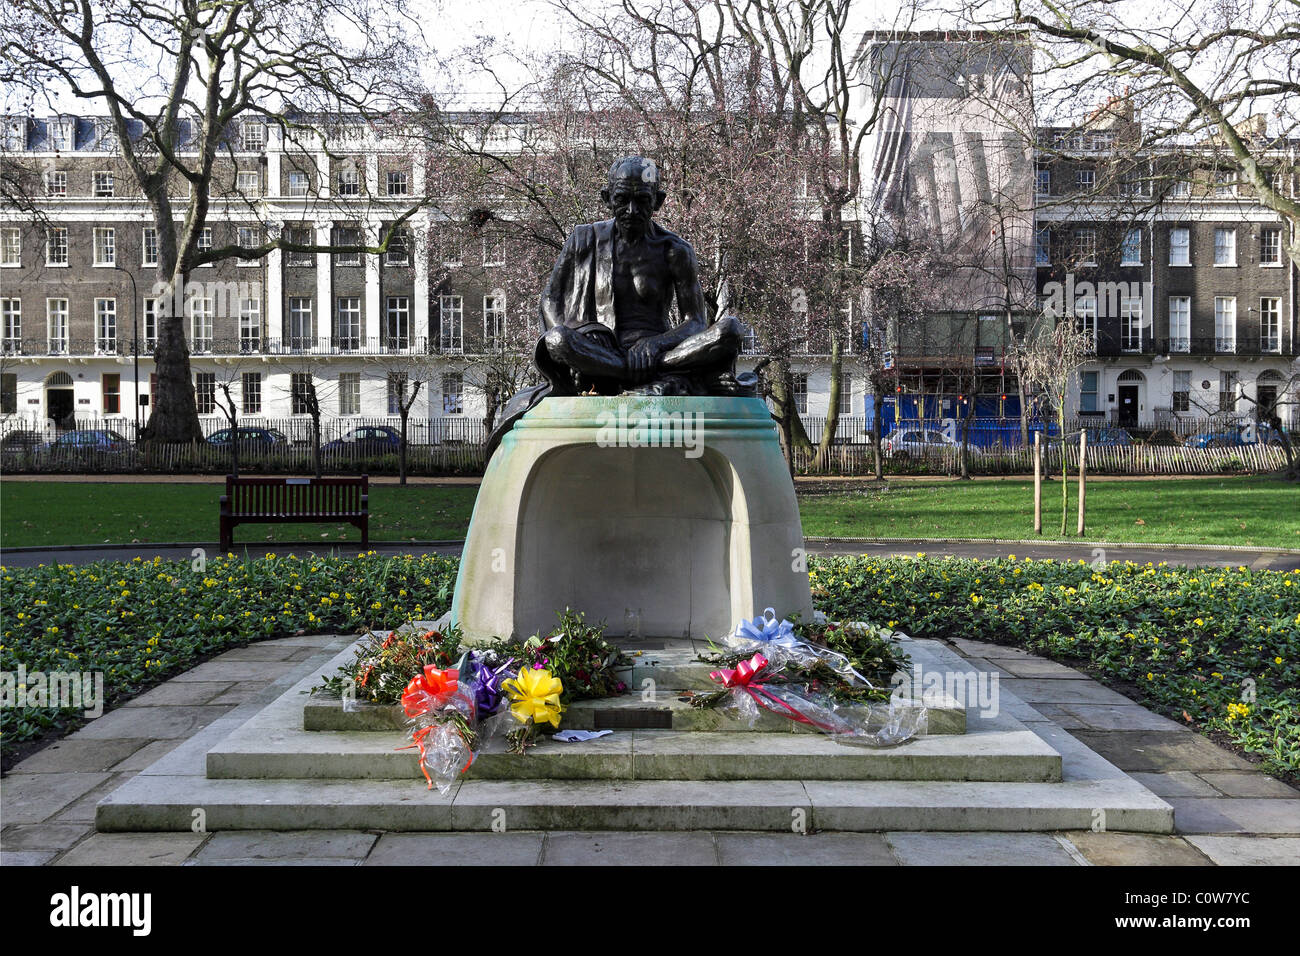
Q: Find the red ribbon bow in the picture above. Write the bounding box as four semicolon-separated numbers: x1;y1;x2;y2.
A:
401;666;460;718
709;653;769;688
708;651;840;732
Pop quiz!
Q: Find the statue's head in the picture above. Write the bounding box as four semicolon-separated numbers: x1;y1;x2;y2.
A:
601;156;665;239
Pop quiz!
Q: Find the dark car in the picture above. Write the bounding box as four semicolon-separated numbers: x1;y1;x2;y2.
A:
207;426;290;453
41;429;131;457
1;429;45;457
322;425;402;457
1185;423;1286;449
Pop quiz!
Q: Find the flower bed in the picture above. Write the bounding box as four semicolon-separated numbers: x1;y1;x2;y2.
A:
810;554;1299;779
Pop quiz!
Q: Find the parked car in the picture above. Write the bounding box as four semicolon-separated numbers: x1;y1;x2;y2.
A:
882;429;975;458
206;426;290;453
1185;423;1286;449
1;429;45;458
322;425;403;457
41;429;131;457
1060;427;1133;447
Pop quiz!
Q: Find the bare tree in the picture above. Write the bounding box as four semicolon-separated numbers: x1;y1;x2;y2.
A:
0;0;437;444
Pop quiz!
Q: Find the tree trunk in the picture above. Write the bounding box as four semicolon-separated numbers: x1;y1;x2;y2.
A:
768;360;813;477
811;339;843;472
1058;400;1068;536
399;407;409;487
311;411;322;479
144;308;203;444
959;402;973;480
871;382;884;480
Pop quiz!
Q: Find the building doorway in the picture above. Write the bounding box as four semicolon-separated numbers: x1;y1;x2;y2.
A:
1116;369;1144;428
45;371;75;430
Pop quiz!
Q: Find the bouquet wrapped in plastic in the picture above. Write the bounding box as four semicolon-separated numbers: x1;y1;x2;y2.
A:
698;609;928;746
398;664;480;793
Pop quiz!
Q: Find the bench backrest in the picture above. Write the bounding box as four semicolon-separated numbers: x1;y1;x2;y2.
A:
225;475;368;517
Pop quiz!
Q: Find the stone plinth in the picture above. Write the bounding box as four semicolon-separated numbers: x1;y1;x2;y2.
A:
450;396;814;644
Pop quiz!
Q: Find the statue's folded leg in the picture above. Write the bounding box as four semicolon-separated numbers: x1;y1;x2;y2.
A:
659;314;743;372
542;325;628;380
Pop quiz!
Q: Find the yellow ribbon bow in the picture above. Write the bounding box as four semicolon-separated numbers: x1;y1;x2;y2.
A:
502;666;565;728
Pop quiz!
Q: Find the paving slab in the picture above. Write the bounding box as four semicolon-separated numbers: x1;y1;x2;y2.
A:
109;739;188;773
169;660;302;682
1184;835;1300;865
194;830;377;861
988;658;1093;679
49;772;137;824
1197;771;1300;798
365;832;546;866
885;831;1079;866
2;850;58;866
67;705;235;740
1058;704;1187;732
1128;771;1221;798
190;857;362;866
12;738;153;773
1169;797;1300;835
541;831;718;865
716;831;898;865
995;678;1135;706
121;681;235;707
0;824;92;851
211;644;311;662
53;832;208;866
1071;730;1259;773
947;640;1036;660
1;771;111;826
1060;831;1213;866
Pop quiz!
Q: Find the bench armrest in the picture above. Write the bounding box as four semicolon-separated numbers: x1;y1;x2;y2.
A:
219;495;231;516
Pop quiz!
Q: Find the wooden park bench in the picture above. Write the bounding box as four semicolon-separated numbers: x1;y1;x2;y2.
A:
219;475;369;551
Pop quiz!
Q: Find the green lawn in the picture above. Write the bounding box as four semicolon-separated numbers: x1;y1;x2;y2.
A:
1;476;1297;549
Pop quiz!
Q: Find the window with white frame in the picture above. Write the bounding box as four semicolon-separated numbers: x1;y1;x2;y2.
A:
1213;228;1236;265
93;227;115;266
385;296;410;350
93;171;114;198
139;297;157;351
237;170;260;196
283;226;313;266
287;297;313;349
0;374;14;414
194;372;216;415
46;227;68;265
1035;227;1050;266
1172;371;1190;412
241;122;265;151
1169;226;1190;265
1261;228;1282;266
290;373;313;414
1075;168;1095;192
336;296;361;350
236;225;260;264
188;296;213;352
1;299;20;352
1079;371;1099;412
484;293;506;348
196;227;212;264
95;298;116;352
1213;169;1237;198
44;170;67;197
1260;297;1281;352
740;322;758;353
1074;295;1097;349
1219;370;1238;412
386;170;409;196
1214;296;1236;352
142;226;158;266
336;165;360;196
1035;163;1050;195
0;227;19;266
482;235;506;266
1121;228;1142;265
287;171;309;197
384;229;409;266
438;295;462;352
1120;296;1143;352
338;372;361;415
838;373;854;416
241;372;262;414
439;233;463;266
791;372;808;415
47;298;68;353
50;121;71;152
239;297;261;352
102;373;120;414
1168;296;1190;352
333;226;362;266
442;372;463;415
387;372;408;414
1170;178;1191;199
1073;228;1096;264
